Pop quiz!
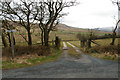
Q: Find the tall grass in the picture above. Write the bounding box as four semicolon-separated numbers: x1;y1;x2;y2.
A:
2;45;51;58
68;39;119;60
2;47;62;69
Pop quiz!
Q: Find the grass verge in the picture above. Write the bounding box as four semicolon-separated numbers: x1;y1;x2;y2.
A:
67;42;81;58
67;41;119;60
90;53;119;60
2;48;62;70
68;41;81;48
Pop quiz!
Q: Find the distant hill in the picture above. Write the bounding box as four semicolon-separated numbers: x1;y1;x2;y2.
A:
56;23;112;34
98;27;114;32
1;20;113;41
56;24;88;32
1;20;112;34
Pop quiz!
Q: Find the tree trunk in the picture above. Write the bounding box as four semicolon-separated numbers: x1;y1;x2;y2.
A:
81;40;86;47
111;37;116;45
13;34;16;45
84;40;87;47
83;41;86;47
118;44;120;54
2;33;8;48
26;14;32;46
110;32;116;45
7;33;11;47
41;31;44;45
55;36;60;49
81;40;84;47
80;41;81;47
110;20;120;45
44;30;49;46
87;39;91;48
27;29;32;45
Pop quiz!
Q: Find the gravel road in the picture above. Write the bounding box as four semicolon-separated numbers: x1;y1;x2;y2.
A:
2;42;118;78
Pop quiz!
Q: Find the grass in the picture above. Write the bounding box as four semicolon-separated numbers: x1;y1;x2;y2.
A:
13;29;79;46
2;25;118;69
67;39;119;60
68;38;119;47
68;41;81;48
68;38;119;48
90;53;119;60
27;48;62;64
92;38;119;46
66;42;81;58
2;45;51;57
2;61;29;69
2;48;62;70
11;26;111;46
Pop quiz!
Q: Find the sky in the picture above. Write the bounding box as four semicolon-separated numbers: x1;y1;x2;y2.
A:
3;0;118;29
62;0;118;28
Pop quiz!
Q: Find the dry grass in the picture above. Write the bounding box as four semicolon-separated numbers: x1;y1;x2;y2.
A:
67;43;81;58
2;45;51;60
10;25;112;46
86;45;118;54
92;38;119;46
90;52;119;60
68;41;81;48
2;47;62;69
68;40;119;60
83;45;119;60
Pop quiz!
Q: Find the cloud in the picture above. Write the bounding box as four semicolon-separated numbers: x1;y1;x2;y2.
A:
63;0;118;28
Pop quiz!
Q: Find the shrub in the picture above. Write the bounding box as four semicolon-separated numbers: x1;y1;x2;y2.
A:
88;45;118;54
2;45;51;57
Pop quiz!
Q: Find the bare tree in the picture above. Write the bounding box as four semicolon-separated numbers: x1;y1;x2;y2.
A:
77;29;98;48
111;0;120;45
1;0;78;46
34;0;78;46
1;29;8;47
110;20;120;45
87;29;98;48
77;33;87;47
2;20;16;47
0;0;36;46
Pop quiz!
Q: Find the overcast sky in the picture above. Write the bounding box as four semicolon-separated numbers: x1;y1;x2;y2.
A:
62;0;118;28
5;0;118;29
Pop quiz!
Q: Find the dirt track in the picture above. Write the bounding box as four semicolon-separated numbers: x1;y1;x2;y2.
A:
2;42;118;78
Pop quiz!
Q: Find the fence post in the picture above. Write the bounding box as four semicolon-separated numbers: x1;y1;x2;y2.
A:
55;36;60;49
11;32;15;60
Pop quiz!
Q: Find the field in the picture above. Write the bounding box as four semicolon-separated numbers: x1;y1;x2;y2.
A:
68;38;119;60
68;38;119;47
8;24;112;46
92;38;119;46
2;24;118;69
